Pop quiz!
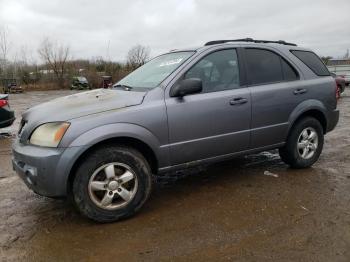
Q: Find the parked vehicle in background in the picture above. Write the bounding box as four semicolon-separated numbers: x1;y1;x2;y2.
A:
101;76;113;88
338;74;350;86
12;38;339;222
327;61;350;86
71;77;90;90
331;73;346;98
0;94;15;128
2;79;23;94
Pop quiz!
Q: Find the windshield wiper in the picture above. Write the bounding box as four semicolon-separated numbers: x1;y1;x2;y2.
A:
113;84;133;91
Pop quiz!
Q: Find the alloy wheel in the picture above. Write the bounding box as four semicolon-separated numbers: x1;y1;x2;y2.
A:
297;127;319;160
88;162;138;210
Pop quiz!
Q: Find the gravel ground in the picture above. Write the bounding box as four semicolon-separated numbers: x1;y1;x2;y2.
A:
0;89;349;261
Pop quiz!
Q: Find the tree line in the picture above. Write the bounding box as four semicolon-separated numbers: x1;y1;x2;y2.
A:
0;26;150;89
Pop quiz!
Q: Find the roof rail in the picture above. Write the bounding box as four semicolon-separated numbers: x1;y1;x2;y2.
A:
204;38;297;47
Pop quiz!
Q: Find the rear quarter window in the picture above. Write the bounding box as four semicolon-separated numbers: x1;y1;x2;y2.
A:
291;50;330;76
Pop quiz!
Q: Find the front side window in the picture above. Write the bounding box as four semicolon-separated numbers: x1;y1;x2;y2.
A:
184;49;240;93
115;51;194;91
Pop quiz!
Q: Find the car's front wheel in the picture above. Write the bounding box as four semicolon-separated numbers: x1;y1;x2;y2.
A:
72;145;152;223
279;117;324;169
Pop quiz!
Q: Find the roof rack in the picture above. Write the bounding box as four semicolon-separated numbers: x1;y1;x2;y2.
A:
204;38;297;47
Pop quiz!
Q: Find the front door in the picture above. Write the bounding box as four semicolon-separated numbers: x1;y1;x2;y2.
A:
165;48;251;165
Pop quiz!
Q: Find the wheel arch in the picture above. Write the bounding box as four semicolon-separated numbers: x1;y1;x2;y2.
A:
64;123;165;196
66;136;159;196
288;101;328;137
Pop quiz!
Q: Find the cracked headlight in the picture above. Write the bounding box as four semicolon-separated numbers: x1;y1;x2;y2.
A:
30;122;70;147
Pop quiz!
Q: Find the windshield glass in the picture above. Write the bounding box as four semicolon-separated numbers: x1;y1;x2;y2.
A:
115;51;194;90
77;77;88;82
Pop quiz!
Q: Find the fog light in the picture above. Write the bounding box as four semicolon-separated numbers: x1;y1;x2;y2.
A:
25;169;36;185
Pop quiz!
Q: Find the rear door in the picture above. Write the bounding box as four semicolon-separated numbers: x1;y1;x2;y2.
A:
165;48;251;165
244;48;303;148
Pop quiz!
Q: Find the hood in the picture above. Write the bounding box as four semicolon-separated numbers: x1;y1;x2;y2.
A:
23;89;146;123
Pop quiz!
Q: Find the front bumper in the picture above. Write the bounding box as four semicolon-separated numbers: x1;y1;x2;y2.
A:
12;139;86;197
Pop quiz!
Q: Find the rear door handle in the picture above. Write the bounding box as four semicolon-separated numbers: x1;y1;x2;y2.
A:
293;88;307;95
229;97;248;106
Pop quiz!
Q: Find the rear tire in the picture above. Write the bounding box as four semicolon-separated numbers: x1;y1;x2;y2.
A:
72;145;152;223
279;117;324;169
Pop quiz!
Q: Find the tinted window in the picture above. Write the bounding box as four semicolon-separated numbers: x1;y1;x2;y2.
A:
245;49;283;85
184;49;240;93
291;50;330;76
281;59;299;81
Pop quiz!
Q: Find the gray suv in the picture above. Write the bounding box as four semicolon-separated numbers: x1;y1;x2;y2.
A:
12;39;339;222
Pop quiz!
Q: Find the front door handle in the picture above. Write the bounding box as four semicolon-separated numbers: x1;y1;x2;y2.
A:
229;97;248;106
293;88;307;95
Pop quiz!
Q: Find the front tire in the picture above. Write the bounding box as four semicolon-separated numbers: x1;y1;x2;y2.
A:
279;117;324;169
72;145;152;223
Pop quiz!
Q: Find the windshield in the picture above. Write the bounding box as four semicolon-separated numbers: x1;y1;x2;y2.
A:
77;77;88;83
115;51;194;90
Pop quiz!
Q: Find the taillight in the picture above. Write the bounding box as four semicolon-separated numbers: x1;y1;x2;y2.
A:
0;99;8;108
335;80;340;101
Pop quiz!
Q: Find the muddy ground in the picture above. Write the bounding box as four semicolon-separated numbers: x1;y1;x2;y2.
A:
0;90;349;261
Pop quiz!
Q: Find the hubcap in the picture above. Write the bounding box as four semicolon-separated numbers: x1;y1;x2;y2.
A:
297;127;319;160
108;181;119;191
88;162;138;210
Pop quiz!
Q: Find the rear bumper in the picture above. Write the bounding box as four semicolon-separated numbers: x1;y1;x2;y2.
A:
326;109;339;133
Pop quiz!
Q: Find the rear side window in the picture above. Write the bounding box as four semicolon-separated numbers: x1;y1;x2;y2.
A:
291;50;330;76
281;59;298;81
245;48;298;85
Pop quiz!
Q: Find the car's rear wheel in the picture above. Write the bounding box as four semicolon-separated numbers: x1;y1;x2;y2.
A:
72;145;152;223
279;117;324;169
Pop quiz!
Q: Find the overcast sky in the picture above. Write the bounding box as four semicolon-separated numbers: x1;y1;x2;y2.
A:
0;0;349;62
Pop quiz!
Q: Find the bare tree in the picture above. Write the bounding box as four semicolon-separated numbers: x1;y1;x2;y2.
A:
126;44;150;69
38;37;70;88
0;26;10;76
15;46;32;87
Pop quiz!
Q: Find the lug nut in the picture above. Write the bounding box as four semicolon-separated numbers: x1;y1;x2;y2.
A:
118;188;122;192
109;191;113;195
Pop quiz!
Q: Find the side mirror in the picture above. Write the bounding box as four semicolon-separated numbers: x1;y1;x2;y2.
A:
170;78;203;97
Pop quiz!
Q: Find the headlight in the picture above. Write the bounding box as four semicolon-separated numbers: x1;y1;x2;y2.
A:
30;122;70;147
